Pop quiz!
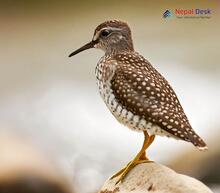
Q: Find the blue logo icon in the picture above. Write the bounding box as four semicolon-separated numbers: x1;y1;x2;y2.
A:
163;10;172;18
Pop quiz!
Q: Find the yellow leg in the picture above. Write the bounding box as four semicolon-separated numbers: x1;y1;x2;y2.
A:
110;131;155;184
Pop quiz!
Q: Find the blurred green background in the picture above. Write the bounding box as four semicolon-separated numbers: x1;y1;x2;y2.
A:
0;1;219;193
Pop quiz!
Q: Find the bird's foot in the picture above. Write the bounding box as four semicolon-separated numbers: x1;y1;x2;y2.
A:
110;161;131;180
110;159;153;185
110;133;155;185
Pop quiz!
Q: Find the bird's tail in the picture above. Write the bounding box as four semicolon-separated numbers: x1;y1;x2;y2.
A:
188;132;208;151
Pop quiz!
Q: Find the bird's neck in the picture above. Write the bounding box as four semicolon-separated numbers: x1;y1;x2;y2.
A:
105;40;134;56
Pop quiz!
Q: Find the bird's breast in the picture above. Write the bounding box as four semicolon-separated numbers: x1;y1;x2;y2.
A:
95;62;157;133
94;58;171;137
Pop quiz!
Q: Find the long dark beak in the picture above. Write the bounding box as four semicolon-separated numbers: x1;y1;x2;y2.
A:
68;40;97;57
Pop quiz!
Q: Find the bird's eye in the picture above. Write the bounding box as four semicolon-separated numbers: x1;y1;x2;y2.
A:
101;30;111;37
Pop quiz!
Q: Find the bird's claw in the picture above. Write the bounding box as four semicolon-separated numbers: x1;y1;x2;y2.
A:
111;159;153;185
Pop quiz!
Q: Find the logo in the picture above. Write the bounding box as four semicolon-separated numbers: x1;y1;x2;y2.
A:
163;10;172;18
163;8;212;19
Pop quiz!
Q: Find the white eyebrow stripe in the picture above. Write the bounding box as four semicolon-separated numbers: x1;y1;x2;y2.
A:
93;27;121;41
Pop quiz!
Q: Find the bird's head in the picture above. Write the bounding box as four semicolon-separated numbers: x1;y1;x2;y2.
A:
69;20;134;57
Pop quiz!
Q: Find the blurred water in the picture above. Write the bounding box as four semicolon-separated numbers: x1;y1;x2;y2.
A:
0;1;219;193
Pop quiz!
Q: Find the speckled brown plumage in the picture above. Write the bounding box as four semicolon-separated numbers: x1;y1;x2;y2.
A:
94;51;207;149
112;52;206;147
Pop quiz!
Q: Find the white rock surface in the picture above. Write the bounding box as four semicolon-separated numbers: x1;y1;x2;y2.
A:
99;163;213;193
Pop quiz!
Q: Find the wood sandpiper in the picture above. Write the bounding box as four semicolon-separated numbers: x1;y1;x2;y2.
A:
69;20;207;184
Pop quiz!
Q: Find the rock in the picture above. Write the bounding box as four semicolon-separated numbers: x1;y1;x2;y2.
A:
99;163;213;193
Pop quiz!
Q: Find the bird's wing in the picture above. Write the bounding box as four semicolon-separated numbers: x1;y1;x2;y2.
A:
110;52;206;149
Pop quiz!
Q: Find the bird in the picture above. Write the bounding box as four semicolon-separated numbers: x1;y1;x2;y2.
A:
68;20;208;184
